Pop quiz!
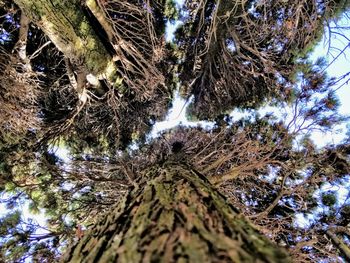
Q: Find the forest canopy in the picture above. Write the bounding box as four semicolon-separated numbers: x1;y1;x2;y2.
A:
0;0;350;262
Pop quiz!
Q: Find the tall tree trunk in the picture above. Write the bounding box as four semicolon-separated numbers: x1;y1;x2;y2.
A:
62;161;290;263
14;0;117;81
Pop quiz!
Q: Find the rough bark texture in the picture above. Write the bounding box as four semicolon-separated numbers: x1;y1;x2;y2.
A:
326;229;350;261
62;161;290;263
14;0;117;80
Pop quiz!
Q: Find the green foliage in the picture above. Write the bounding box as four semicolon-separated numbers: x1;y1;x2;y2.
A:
174;0;347;118
327;0;350;20
0;0;349;262
164;0;178;21
340;204;350;218
0;211;21;235
321;191;338;207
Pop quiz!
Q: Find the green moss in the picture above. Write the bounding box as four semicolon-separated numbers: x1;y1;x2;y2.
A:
15;0;116;77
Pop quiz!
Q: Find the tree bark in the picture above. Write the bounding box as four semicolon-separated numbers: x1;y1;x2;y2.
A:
14;0;117;81
326;228;350;261
61;161;290;263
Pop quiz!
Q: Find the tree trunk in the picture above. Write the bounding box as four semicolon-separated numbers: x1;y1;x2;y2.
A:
62;161;290;263
14;0;117;81
326;229;350;261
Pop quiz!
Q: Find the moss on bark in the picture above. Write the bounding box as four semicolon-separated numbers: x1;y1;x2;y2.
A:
62;161;290;263
14;0;117;79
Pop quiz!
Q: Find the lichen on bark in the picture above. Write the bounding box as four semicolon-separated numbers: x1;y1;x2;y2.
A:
62;161;290;263
14;0;117;79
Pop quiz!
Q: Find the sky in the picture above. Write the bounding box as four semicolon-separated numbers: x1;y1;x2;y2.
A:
159;1;350;230
16;0;350;207
308;19;350;146
0;0;349;256
162;2;350;148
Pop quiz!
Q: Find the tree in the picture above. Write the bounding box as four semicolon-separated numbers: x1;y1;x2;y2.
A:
61;161;290;262
0;0;350;262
